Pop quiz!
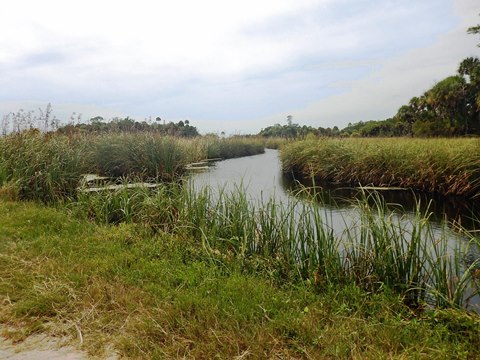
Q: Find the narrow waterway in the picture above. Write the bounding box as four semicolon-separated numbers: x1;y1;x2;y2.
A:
191;149;479;233
190;149;480;309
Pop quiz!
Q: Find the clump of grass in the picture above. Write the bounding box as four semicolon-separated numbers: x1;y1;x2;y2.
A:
0;131;265;202
89;133;187;180
263;136;290;149
204;136;265;159
281;138;480;198
72;181;480;310
0;130;89;202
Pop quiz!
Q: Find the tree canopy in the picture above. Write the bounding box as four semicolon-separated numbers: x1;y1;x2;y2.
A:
57;117;199;137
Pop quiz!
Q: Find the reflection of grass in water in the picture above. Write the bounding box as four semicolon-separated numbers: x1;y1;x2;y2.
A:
283;173;480;231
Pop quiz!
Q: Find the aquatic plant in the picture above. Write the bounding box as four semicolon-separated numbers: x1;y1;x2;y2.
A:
204;136;265;159
73;181;480;310
0;131;265;202
281;138;480;198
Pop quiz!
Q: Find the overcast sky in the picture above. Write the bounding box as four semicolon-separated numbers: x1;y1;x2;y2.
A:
1;0;479;134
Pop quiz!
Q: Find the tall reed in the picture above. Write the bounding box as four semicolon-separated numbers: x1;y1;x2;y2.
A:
281;138;480;198
0;131;265;202
0;130;88;202
204;137;265;159
73;182;480;310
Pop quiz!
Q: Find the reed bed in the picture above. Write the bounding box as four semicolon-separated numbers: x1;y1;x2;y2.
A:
0;130;89;202
0;130;265;202
203;136;265;159
72;183;480;310
281;138;480;198
263;136;291;149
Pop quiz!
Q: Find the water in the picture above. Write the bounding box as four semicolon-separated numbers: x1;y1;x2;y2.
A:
191;149;479;234
190;149;480;309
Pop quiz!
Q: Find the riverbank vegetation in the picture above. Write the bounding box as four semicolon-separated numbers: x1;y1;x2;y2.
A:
0;130;264;203
281;137;480;198
71;181;480;308
1;15;480;360
1;186;480;358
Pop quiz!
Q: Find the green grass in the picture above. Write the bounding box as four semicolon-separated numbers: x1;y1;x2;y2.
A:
0;130;265;203
281;138;480;198
204;136;265;159
263;136;291;149
68;182;480;310
1;200;480;358
2;133;480;358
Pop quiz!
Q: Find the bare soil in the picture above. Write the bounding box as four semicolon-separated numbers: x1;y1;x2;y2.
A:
0;325;117;360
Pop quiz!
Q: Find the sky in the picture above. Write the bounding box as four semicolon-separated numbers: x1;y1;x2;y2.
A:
0;0;479;134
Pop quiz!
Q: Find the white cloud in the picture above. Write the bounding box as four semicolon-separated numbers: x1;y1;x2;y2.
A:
268;0;480;130
0;0;478;133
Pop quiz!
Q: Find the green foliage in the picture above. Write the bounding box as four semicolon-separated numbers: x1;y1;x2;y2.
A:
57;116;200;137
468;17;480;47
0;131;265;202
204;136;265;159
2;195;480;358
340;118;408;137
388;56;480;137
259;123;320;138
0;130;88;202
68;180;480;310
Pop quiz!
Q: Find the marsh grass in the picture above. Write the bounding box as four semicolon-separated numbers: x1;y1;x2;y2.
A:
204;136;265;159
0;130;88;202
71;181;480;310
0;130;265;202
281;138;480;198
263;136;290;149
2;133;480;357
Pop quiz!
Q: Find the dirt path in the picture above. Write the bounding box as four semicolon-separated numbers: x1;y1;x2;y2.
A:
0;326;117;360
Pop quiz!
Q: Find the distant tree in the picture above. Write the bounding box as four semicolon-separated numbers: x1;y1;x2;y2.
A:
57;116;199;137
258;120;318;138
426;76;468;134
468;16;480;47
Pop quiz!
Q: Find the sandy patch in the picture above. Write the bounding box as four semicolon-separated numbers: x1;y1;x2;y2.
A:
0;325;117;360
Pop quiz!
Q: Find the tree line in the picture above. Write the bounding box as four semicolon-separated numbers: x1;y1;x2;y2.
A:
260;19;480;138
340;20;480;137
56;116;199;137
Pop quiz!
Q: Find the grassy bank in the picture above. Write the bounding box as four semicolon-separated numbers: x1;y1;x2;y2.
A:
1;199;480;358
281;138;480;198
0;131;264;202
70;183;480;310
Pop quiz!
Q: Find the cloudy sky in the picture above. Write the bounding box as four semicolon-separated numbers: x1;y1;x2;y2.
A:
1;0;479;134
